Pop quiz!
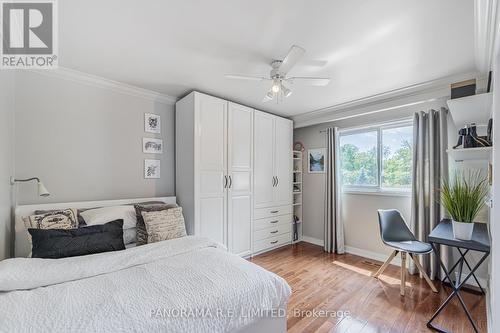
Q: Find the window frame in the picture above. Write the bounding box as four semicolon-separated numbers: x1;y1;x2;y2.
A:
339;120;413;195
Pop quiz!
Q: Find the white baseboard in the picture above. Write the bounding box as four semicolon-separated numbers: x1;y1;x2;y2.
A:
301;236;324;247
344;245;402;266
300;240;489;290
457;273;489;291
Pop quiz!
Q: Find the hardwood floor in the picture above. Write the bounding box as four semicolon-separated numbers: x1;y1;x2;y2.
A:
250;242;487;333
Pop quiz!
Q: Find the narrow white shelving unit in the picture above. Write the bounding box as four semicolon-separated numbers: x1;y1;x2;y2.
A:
447;147;492;162
292;150;303;244
447;93;492;128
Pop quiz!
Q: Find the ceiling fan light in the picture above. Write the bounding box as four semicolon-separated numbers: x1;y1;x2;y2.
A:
265;91;274;100
271;79;281;93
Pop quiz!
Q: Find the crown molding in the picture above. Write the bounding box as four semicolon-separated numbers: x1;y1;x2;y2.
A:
292;71;485;128
28;67;178;105
475;0;499;73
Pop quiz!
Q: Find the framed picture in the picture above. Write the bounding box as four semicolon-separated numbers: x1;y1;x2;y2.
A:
145;113;161;133
143;138;163;154
144;159;160;179
308;148;326;173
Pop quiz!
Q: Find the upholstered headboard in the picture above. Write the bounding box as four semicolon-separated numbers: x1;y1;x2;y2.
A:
14;196;177;258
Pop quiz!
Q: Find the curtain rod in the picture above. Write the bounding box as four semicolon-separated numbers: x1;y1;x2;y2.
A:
319;116;413;134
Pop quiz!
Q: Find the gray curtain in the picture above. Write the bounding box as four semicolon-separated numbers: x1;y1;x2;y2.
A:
324;127;345;254
410;108;449;279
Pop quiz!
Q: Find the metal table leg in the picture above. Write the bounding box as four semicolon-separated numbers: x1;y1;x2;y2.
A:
427;242;489;333
457;248;486;294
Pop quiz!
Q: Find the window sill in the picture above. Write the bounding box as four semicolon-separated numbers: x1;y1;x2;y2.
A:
342;189;411;197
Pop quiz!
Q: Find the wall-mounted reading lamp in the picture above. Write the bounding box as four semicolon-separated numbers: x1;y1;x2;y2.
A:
10;177;50;197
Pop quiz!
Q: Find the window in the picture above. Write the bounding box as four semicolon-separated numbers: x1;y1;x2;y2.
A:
339;122;413;192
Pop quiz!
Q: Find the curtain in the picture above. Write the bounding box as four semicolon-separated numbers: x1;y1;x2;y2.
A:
410;108;449;279
324;127;345;254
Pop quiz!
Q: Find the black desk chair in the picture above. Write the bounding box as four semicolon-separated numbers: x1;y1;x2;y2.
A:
372;209;438;296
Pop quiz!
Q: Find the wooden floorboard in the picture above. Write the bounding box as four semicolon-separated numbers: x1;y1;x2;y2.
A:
250;242;487;333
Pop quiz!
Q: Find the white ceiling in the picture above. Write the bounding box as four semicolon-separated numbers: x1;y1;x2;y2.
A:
59;0;476;117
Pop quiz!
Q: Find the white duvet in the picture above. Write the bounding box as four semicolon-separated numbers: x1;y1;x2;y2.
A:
0;236;291;333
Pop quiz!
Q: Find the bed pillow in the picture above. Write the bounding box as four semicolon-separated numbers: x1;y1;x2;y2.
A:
141;207;187;244
123;228;137;245
28;220;125;259
24;208;79;230
80;205;137;229
134;203;177;245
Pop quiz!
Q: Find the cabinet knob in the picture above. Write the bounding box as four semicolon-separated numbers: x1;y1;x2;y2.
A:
270;220;279;224
270;230;278;234
270;240;278;244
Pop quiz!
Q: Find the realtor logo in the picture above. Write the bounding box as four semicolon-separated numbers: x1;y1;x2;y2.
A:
1;0;58;69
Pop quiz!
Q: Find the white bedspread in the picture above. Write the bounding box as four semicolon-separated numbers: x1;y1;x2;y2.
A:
0;236;291;333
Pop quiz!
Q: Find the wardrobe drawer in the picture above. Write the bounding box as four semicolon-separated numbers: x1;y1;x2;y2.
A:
254;205;292;219
253;233;291;253
254;223;291;241
253;214;292;231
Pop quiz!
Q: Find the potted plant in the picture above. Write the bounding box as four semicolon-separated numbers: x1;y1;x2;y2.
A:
440;171;488;240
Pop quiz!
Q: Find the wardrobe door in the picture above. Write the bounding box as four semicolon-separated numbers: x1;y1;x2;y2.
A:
195;94;227;246
273;117;293;206
227;102;253;256
254;111;275;208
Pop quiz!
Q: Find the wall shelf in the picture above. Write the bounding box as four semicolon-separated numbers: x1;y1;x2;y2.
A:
292;150;303;244
446;147;492;162
447;93;492;128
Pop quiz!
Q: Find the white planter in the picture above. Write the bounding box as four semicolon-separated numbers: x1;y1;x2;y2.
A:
452;220;474;240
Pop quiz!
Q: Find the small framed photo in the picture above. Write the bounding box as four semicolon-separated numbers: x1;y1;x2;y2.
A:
308;148;326;173
145;113;161;133
143;138;163;154
144;159;160;179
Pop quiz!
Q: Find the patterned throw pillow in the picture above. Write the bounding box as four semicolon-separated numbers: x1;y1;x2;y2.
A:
24;208;79;230
134;203;177;245
141;207;187;244
23;208;79;253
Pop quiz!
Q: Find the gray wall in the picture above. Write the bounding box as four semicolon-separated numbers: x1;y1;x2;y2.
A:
14;71;175;205
0;72;15;260
294;101;446;258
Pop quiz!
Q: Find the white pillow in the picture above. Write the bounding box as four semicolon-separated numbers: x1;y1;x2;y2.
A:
81;205;137;229
123;228;137;245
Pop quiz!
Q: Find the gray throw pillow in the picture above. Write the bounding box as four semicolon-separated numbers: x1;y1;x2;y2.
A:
134;203;177;245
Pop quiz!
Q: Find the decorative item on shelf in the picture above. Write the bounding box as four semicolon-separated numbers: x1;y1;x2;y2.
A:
453;122;492;149
293;215;299;241
439;171;488;240
450;79;476;99
487;118;493;144
487;71;492;93
293;185;300;192
293;141;305;152
308;148;325;173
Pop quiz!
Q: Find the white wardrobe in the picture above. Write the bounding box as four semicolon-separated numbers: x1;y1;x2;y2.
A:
253;111;293;254
176;91;292;257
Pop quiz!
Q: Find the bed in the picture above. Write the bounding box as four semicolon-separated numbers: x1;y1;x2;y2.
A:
0;197;291;333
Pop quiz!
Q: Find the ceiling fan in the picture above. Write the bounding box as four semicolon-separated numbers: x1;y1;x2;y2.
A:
225;45;330;103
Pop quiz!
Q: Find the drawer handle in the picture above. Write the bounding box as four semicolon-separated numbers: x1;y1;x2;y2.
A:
270;230;278;234
270;220;279;224
270;240;278;244
270;210;279;214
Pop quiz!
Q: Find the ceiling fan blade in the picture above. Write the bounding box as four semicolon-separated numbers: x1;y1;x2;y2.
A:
278;45;306;75
225;74;269;81
286;77;331;86
300;59;329;67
